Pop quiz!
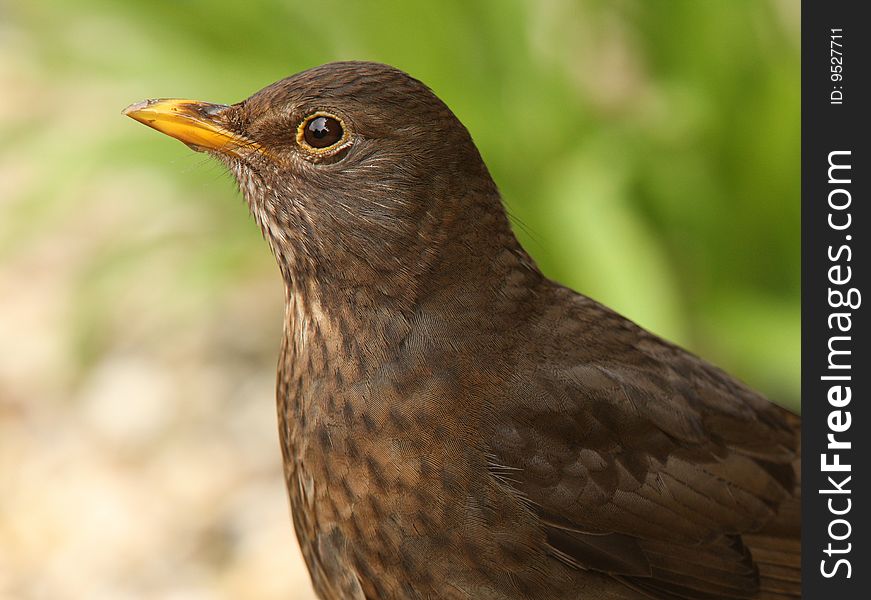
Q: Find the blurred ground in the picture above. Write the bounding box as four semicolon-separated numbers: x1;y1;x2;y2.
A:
0;1;798;599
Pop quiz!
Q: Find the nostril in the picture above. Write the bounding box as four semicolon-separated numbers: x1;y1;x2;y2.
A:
195;103;231;117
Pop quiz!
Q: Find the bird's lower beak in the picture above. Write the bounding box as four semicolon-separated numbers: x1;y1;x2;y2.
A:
123;98;253;155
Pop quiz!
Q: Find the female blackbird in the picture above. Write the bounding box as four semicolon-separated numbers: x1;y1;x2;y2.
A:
125;62;800;599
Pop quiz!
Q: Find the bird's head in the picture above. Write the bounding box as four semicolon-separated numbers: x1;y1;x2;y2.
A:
125;62;516;305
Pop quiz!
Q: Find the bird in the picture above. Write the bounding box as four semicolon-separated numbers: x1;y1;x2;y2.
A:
124;61;801;600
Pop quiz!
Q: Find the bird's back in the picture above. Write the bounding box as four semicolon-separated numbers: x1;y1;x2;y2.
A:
482;280;801;599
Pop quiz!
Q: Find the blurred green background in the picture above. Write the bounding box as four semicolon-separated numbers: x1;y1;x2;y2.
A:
0;1;798;598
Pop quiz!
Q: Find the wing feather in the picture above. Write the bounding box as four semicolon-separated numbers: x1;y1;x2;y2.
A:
491;291;801;598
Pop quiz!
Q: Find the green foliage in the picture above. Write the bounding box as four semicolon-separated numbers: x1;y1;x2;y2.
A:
4;0;799;408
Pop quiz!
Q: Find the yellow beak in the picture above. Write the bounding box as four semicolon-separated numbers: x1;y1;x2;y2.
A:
123;98;254;154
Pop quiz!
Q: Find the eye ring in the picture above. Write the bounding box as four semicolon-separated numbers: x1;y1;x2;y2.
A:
296;112;350;156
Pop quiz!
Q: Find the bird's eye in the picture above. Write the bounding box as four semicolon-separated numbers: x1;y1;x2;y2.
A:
297;113;346;152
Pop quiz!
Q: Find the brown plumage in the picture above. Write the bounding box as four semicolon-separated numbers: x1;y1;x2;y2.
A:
125;61;801;599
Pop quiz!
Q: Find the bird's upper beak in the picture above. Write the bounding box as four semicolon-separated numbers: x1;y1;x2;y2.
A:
123;98;254;155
